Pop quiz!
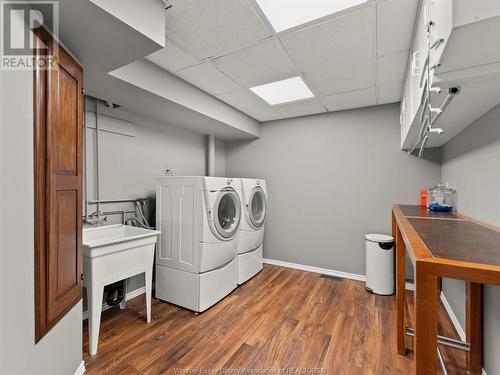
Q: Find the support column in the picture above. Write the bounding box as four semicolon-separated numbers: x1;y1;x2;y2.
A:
207;134;215;177
415;261;438;375
466;282;482;375
395;214;407;355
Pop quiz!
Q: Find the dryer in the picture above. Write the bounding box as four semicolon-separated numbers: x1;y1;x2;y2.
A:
237;178;267;284
155;176;242;312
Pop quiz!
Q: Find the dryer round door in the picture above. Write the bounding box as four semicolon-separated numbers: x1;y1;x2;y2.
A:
213;187;241;239
248;187;267;229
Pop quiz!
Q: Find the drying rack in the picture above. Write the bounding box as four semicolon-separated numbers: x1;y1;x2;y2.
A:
408;19;461;158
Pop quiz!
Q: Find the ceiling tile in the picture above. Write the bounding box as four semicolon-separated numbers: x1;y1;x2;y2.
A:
145;39;199;72
379;82;403;104
281;7;374;73
322;87;377;112
377;50;409;84
254;0;368;33
377;0;419;56
213;39;298;87
273;98;326;119
304;58;376;96
216;90;279;121
165;0;272;60
176;62;241;95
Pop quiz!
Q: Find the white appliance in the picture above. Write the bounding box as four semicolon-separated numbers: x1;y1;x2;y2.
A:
155;176;242;312
236;178;267;284
365;234;395;295
82;224;160;355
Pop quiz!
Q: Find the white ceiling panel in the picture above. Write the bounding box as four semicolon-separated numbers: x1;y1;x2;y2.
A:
377;50;409;84
322;87;377;112
304;58;376;96
254;0;368;32
149;0;420;121
281;7;374;73
213;39;298;86
274;98;326;118
216;90;279;121
176;62;241;95
378;82;403;104
145;38;199;72
164;0;272;60
377;0;419;56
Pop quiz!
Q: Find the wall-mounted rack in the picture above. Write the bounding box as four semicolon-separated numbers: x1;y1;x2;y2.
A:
408;20;460;158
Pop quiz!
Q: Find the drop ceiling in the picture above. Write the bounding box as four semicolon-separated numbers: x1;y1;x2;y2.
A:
146;0;419;122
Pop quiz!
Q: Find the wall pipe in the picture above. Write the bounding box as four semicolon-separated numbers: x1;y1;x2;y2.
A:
83;96;88;219
102;210;135;225
95;98;101;215
88;199;144;204
207;134;215;177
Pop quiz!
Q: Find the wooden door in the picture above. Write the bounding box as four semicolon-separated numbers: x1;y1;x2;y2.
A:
34;27;84;342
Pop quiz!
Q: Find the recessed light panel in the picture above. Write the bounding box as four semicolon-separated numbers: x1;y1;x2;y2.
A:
250;76;314;105
256;0;367;32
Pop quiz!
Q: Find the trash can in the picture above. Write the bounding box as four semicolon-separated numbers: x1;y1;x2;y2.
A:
365;234;395;295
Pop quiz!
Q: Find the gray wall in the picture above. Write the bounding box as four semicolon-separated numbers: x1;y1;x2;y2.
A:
84;105;226;295
441;103;500;375
226;104;441;275
0;68;83;373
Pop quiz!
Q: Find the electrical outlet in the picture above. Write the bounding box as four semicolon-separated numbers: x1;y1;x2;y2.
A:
163;162;172;176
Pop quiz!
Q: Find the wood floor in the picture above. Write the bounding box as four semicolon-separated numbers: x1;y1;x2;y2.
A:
83;265;466;374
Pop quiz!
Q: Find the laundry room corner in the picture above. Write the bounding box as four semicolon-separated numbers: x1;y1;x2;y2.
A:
225;103;442;277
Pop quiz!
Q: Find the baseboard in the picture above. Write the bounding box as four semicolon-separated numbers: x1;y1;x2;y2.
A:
74;360;85;375
82;286;146;320
263;258;366;281
263;258;414;291
405;282;415;291
439;292;466;341
439;292;488;375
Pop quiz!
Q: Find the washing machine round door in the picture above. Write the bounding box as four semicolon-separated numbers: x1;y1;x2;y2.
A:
213;187;241;239
248;187;267;229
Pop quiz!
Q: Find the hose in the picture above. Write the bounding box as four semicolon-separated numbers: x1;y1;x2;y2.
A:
126;217;154;230
104;281;125;306
136;201;150;227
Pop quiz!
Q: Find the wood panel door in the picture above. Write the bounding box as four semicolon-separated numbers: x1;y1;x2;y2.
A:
34;27;84;342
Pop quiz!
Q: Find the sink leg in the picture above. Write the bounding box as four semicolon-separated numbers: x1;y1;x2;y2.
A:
145;269;152;323
88;286;104;355
120;278;128;310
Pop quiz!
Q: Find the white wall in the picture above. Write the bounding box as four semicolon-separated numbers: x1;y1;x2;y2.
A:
89;0;165;45
0;67;82;374
441;103;500;375
226;104;441;275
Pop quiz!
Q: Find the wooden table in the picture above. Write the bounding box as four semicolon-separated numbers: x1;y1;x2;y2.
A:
392;205;500;374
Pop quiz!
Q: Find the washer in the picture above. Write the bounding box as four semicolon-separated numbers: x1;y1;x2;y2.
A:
236;178;267;284
155;176;242;312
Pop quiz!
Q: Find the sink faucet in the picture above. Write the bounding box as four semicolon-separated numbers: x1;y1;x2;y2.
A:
84;209;108;226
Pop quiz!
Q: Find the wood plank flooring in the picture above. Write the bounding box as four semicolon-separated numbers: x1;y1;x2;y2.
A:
83;265;466;374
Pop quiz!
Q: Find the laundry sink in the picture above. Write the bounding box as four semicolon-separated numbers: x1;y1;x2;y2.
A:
83;224;160;257
82;224;160;355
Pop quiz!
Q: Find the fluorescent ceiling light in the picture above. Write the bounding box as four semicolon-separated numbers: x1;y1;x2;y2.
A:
255;0;366;32
250;76;314;105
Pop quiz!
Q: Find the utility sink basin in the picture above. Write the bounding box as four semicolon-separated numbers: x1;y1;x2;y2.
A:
83;224;160;257
82;224;160;355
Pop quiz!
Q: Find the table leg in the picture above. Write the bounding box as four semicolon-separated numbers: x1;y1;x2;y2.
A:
88;285;104;355
466;282;482;374
415;261;438;375
145;269;153;323
395;220;406;355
